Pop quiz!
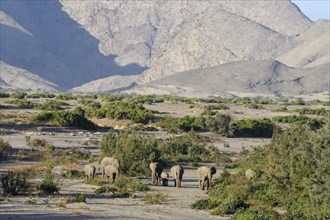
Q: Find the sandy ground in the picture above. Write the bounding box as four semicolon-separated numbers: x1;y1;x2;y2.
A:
0;159;228;220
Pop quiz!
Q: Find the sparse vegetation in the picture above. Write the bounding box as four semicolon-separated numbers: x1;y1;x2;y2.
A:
0;138;11;158
1;171;30;196
37;166;62;194
143;192;168;204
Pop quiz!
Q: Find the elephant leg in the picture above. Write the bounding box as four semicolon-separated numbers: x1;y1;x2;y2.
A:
176;176;180;188
201;179;205;190
173;178;176;187
151;172;155;184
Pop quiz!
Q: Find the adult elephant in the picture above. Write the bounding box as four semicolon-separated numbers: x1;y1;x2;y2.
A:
171;165;184;188
101;157;120;178
104;164;120;183
197;166;216;190
149;162;163;185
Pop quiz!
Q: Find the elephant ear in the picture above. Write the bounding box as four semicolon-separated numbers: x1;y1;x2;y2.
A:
210;167;217;175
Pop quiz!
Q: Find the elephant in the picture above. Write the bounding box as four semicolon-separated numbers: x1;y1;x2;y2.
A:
171;165;184;188
197;166;216;190
160;172;169;186
101;157;120;178
84;164;96;180
149;162;163;185
104;164;120;183
90;162;102;175
245;169;256;180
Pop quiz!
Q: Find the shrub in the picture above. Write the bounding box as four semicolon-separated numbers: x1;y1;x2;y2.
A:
74;194;86;203
272;115;324;130
0;138;11;158
100;132;160;177
204;104;229;111
131;182;150;191
1;171;30;196
143;192;167;204
190;199;209;210
89;102;157;124
0;92;10;98
62;169;82;179
204;113;233;136
31;108;96;130
37;167;61;194
10;92;27;99
244;103;262;109
56;93;77;100
203;121;330;219
27;93;55;98
233;119;275;138
95;186;118;194
6;99;35;109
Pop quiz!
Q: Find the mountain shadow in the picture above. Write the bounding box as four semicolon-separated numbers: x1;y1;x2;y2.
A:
0;0;147;91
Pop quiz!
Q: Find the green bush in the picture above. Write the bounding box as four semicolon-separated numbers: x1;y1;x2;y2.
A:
6;99;35;109
159;113;232;136
74;194;86;203
203;121;330;219
34;100;68;111
233;119;275;138
27;93;55;98
10;92;27;99
158;133;211;163
190;199;209;210
143;192;167;204
62;169;82;179
295;108;329;116
56;93;77;100
0;138;11;158
272;115;324;130
0;92;10;98
204;104;229;111
31;108;96;130
95;186;118;194
37;167;61;194
1;171;30;196
131;182;150;191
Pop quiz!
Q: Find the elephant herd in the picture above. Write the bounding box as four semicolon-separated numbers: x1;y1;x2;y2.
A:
85;157;217;190
149;162;217;190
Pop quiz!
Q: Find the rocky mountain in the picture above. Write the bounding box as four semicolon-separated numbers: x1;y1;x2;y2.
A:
129;60;329;97
0;0;329;96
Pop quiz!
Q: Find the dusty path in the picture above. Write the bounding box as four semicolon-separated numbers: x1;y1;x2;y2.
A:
0;164;228;219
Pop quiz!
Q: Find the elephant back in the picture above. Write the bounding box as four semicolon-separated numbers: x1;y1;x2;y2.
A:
84;164;96;174
101;156;120;169
171;165;184;175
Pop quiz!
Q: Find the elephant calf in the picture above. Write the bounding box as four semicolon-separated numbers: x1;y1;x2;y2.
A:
171;165;184;188
84;164;96;180
104;164;120;183
197;166;216;190
149;162;163;185
160;172;169;186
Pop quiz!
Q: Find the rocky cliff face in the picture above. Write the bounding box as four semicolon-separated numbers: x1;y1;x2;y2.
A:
0;0;328;96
